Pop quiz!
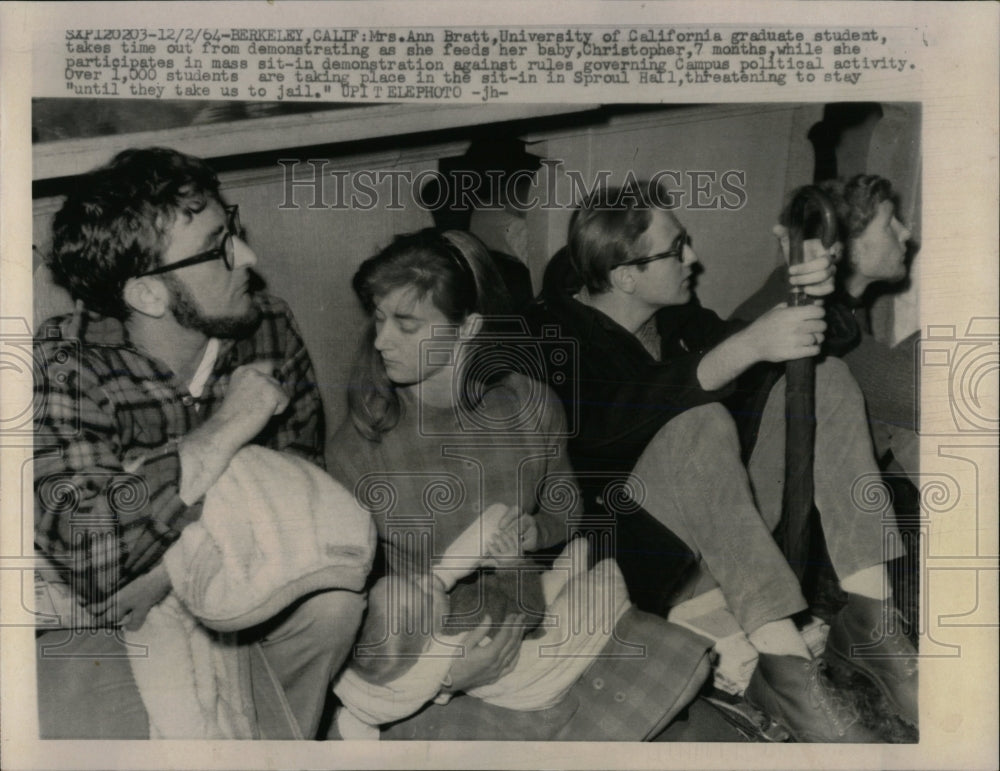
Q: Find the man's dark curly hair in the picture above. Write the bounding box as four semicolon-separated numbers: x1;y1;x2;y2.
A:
48;147;222;319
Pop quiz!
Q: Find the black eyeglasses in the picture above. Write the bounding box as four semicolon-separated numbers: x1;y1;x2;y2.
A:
619;229;692;267
136;205;241;277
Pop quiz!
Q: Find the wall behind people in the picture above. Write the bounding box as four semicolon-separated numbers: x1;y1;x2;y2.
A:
519;104;822;317
223;152;439;431
31;146;443;432
802;101;920;346
32;104;823;436
860;103;921;345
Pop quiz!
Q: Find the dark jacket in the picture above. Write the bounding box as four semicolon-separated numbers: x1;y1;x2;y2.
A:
731;263;862;359
525;255;762;613
527;251;752;489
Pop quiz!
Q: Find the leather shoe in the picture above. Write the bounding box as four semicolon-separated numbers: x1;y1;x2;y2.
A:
745;653;879;742
825;593;918;726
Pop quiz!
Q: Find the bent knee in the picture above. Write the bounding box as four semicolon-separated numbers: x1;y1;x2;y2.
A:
653;403;736;448
293;589;366;643
635;404;737;472
816;357;864;404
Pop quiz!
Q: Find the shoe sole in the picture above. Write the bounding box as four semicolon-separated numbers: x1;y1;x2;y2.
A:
826;644;917;728
744;689;870;744
703;694;791;742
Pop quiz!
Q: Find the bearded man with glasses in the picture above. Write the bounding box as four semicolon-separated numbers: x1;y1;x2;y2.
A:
33;147;366;739
528;180;916;742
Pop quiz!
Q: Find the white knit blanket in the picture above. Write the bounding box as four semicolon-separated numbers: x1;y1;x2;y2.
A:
125;446;375;739
334;539;630;732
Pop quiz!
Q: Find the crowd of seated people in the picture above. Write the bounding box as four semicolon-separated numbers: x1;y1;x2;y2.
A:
33;147;917;743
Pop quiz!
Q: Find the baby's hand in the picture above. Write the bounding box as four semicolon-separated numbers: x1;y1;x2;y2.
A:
479;502;512;545
480;504;519;566
485;524;520;560
492;505;540;555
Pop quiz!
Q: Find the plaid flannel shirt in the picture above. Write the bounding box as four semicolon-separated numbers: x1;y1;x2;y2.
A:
33;294;325;604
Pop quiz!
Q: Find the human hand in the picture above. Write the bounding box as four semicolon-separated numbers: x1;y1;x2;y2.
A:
179;362;289;502
442;502;509;566
773;225;841;298
444;613;524;693
743;303;827;363
496;505;539;553
484;525;520;561
89;562;171;631
213;361;290;441
788;253;837;298
484;504;528;562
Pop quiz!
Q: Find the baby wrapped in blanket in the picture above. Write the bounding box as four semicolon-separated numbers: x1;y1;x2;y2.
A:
333;504;630;738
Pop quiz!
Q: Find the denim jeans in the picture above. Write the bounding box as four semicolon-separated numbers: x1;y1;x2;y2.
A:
632;358;903;633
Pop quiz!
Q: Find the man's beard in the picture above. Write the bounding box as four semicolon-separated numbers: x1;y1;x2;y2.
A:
163;274;262;339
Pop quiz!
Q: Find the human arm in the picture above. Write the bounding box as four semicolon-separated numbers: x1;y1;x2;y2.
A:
427;511;526;695
91;348;316;626
34;333;289;606
329;430;524;695
251;298;326;467
441;613;524;694
529;297;742;467
486;506;536;558
510;382;576;550
33;340;201;606
696;302;828;390
164;300;323;524
696;232;836;390
177;361;289;503
731;230;840;323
